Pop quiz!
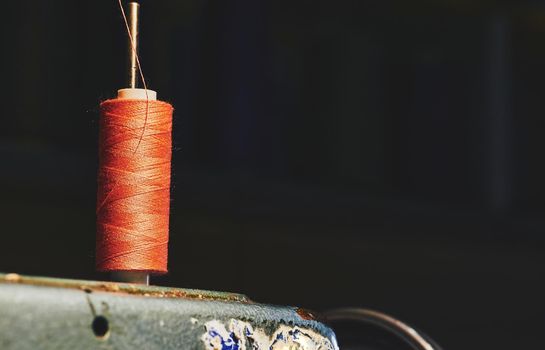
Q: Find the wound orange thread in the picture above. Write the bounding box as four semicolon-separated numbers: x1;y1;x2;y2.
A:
96;99;173;273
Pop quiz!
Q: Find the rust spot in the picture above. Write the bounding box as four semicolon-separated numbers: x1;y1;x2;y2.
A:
4;273;21;282
103;283;120;292
296;307;316;320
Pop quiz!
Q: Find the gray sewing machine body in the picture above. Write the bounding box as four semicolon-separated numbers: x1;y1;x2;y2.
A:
0;274;338;350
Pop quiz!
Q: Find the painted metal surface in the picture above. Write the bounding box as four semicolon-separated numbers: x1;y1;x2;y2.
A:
0;274;338;350
201;319;337;350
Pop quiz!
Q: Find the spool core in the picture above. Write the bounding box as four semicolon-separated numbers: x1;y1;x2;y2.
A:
117;88;157;100
106;2;157;286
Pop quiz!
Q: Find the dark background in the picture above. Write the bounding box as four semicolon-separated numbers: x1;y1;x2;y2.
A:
2;0;545;348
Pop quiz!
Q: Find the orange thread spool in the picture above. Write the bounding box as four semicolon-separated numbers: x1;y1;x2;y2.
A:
96;97;173;273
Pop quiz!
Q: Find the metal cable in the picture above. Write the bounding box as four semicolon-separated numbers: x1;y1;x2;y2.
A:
324;308;443;350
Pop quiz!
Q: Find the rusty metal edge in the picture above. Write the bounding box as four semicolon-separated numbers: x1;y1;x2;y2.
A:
0;273;251;303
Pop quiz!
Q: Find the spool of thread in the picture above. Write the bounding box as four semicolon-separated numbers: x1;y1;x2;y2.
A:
96;88;173;274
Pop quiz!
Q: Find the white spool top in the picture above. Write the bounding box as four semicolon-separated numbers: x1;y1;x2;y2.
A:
117;88;157;101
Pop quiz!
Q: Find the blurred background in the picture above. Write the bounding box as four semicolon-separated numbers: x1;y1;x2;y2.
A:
1;0;545;348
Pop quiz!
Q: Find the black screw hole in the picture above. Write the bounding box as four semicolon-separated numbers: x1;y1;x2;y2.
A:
92;315;110;339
